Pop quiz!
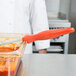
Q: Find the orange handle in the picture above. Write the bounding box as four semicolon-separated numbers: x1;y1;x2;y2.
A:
22;28;75;43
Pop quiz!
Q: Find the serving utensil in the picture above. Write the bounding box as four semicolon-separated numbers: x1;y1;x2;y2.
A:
0;28;75;46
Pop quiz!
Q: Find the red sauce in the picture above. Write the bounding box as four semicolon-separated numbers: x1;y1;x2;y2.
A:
0;47;20;76
0;38;22;76
0;71;15;76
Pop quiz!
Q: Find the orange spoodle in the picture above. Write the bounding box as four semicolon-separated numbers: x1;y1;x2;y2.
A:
0;28;75;45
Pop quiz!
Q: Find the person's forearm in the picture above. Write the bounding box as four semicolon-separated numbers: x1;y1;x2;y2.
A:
39;49;47;54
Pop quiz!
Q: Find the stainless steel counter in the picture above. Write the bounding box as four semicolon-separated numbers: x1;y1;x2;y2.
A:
16;54;76;76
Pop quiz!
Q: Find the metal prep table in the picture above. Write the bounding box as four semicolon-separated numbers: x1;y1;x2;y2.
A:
16;54;76;76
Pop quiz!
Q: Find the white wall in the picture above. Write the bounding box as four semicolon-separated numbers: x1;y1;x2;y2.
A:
45;0;71;19
45;0;60;13
45;0;60;18
59;0;71;19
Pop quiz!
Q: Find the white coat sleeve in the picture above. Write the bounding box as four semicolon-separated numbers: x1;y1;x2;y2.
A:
30;0;50;50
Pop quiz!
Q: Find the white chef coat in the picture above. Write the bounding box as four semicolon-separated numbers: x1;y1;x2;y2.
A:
0;0;50;54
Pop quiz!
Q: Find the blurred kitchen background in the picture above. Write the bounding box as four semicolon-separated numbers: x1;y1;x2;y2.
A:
33;0;76;54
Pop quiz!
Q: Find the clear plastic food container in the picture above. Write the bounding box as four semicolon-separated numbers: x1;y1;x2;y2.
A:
0;33;26;76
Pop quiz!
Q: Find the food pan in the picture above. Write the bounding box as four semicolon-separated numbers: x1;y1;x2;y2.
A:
0;33;26;76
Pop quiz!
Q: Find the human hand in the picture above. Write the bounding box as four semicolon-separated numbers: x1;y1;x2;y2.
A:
39;49;47;54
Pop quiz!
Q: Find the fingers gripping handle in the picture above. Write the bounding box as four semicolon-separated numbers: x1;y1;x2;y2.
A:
22;28;75;43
